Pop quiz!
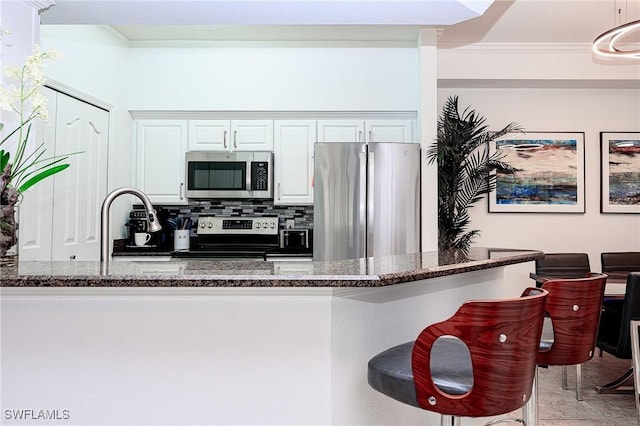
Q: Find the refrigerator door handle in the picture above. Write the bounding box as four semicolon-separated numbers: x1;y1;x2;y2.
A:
359;151;367;258
367;151;374;257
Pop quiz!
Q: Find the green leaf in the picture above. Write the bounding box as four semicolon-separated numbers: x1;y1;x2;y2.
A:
0;150;9;172
17;164;69;193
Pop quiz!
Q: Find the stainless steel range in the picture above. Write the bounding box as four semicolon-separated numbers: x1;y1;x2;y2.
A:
172;216;279;260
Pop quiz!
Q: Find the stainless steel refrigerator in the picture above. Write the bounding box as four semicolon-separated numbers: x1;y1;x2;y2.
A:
313;142;421;261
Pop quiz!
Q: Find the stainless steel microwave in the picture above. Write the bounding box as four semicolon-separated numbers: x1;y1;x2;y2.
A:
185;151;273;199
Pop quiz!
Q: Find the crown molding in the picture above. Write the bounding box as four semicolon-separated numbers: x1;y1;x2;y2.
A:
437;42;595;56
23;0;56;12
130;110;418;120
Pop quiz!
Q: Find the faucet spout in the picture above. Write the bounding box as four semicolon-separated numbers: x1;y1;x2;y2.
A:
100;187;162;262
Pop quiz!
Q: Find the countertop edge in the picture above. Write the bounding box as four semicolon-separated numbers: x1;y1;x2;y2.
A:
1;249;543;288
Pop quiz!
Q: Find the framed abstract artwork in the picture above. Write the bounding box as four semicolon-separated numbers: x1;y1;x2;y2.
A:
600;132;640;213
488;132;585;213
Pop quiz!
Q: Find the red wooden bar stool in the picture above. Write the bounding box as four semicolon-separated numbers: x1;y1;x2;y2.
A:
536;273;607;398
367;288;548;426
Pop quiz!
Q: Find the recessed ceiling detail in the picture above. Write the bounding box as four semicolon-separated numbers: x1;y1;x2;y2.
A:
40;0;494;26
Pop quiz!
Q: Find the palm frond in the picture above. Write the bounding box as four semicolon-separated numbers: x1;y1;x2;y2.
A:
431;95;522;250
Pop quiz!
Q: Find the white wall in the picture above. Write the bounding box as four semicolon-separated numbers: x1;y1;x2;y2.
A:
40;26;133;238
0;0;40;159
437;87;640;283
126;44;419;111
38;25;640;263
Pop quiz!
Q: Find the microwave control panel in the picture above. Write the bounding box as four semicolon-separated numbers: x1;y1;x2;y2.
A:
251;162;269;191
197;216;278;235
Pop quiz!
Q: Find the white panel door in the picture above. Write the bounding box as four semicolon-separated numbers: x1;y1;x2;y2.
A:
317;120;364;142
187;120;230;151
51;93;109;261
231;120;274;151
18;87;57;261
273;120;316;205
365;119;416;143
136;120;187;204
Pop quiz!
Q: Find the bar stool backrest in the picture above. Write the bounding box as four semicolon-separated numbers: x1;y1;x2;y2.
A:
411;287;548;418
537;273;607;366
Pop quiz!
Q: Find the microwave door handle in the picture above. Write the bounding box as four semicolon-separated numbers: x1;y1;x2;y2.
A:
246;162;252;192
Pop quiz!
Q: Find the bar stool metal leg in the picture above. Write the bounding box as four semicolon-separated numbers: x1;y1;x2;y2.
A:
440;414;460;426
522;366;538;426
576;364;583;401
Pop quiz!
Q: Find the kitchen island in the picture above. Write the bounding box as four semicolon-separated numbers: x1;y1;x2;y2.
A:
1;248;541;426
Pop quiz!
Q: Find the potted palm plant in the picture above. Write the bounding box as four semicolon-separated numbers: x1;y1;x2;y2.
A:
426;95;522;252
0;46;73;263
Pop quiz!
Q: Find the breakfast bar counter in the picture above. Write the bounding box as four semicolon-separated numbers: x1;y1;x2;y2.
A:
1;248;542;426
1;247;541;287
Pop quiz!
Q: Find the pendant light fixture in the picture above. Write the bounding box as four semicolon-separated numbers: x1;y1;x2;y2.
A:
592;0;640;59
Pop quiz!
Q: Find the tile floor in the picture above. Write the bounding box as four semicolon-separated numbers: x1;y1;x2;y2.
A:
533;352;638;425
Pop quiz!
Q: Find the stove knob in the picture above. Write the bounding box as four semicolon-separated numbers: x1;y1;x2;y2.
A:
270;222;276;229
207;222;213;228
200;222;206;228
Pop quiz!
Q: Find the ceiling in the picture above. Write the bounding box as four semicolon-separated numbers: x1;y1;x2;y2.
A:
39;0;640;45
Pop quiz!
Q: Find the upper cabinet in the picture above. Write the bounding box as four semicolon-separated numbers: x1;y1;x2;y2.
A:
273;120;316;206
317;119;416;143
188;120;274;151
136;120;188;204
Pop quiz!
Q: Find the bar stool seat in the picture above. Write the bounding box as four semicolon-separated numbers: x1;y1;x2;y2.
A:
368;338;473;407
367;288;548;425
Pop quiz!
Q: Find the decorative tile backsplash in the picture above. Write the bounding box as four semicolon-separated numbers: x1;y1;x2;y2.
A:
139;200;314;230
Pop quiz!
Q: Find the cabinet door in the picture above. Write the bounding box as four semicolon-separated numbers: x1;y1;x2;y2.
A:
136;120;187;204
188;120;230;151
273;120;316;205
365;119;416;143
231;120;274;151
317;120;364;142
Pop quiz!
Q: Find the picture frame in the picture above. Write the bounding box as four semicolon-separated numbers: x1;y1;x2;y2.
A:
600;131;640;214
488;132;585;213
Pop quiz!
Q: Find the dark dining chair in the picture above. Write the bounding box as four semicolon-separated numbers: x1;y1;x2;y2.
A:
601;252;640;281
530;253;591;286
536;273;608;401
595;272;640;394
367;287;548;425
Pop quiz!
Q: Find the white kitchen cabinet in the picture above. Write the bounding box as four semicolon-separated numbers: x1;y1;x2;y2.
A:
20;88;109;261
317;119;416;143
136;120;188;204
188;120;274;151
273;120;316;205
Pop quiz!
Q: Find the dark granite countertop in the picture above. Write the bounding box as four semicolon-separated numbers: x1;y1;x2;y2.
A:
0;247;542;288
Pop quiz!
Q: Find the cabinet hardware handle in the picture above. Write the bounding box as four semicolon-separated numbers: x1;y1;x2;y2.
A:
358;130;363;142
277;182;281;200
223;130;228;149
368;130;373;142
234;130;238;149
70;255;76;260
180;182;184;200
